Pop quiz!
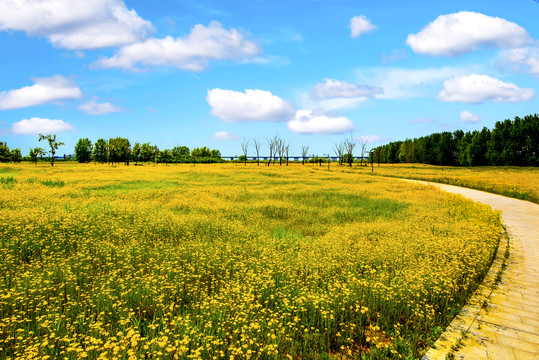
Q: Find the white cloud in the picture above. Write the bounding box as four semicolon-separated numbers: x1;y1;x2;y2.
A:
356;134;389;144
381;49;406;64
0;0;153;50
499;47;539;74
406;11;531;56
95;21;260;72
355;66;476;99
311;79;382;99
206;88;295;122
0;75;82;110
12;117;75;135
350;15;377;38
438;74;535;104
460;110;482;123
211;131;241;141
78;100;124;115
287;109;354;134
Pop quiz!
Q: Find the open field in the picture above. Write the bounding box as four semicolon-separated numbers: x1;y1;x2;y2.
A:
363;163;539;204
0;163;502;359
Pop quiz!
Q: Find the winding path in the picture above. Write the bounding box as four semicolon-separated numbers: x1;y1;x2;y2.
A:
409;182;539;360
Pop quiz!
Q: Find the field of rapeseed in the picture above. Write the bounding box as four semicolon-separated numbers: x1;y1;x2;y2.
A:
0;163;501;359
366;163;539;204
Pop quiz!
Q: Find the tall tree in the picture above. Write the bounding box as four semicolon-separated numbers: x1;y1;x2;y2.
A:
301;145;309;165
10;148;22;163
266;135;279;166
74;138;93;163
284;142;290;166
39;134;64;166
333;142;344;165
93;139;108;164
0;142;11;162
132;142;141;163
358;136;369;165
344;135;356;167
29;147;46;165
467;128;491;166
240;139;250;165
252;138;261;166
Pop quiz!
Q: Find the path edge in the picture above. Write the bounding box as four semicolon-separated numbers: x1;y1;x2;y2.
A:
403;180;511;360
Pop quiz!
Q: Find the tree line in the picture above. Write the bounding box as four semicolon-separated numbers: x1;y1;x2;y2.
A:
75;137;222;165
372;114;538;167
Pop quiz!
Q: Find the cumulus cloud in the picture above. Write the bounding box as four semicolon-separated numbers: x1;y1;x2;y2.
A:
499;47;539;74
95;21;260;71
287;109;354;134
350;15;377;38
460;110;482;123
355;66;476;99
0;0;153;50
438;74;535;104
0;75;82;110
206;88;295;122
211;131;241;141
78;100;124;115
311;79;382;99
12;117;75;135
406;11;531;56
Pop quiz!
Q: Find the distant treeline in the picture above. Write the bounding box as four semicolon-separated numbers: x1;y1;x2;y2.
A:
372;114;538;167
75;138;222;164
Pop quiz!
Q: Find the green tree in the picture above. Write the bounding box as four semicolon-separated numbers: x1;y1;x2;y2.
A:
0;142;11;162
10;148;22;163
139;142;154;162
29;147;46;165
39;134;64;166
398;139;414;163
522;114;539;166
191;146;212;158
93;138;108;163
157;149;172;164
108;137;131;165
74;138;93;163
172;146;190;162
467;128;491;166
131;142;141;163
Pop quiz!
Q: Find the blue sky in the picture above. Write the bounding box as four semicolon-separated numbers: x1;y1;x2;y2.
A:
1;0;538;157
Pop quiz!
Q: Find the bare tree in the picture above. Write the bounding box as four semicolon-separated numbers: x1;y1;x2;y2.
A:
344;134;356;167
333;141;344;165
266;135;279;166
252;138;261;166
284;142;290;166
276;138;285;166
241;138;250;165
359;135;369;166
301;145;309;165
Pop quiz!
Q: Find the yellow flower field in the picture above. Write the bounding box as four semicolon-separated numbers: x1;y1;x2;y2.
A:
0;163;502;359
365;163;539;204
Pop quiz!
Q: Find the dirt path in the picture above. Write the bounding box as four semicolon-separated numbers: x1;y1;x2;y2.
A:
412;182;539;360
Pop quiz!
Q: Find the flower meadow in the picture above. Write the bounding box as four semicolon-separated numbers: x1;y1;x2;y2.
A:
367;163;539;204
0;163;502;359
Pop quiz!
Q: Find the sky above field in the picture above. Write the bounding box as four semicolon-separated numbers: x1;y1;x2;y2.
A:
1;0;538;157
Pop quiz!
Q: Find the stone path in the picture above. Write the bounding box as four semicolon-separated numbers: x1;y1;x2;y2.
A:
411;182;539;360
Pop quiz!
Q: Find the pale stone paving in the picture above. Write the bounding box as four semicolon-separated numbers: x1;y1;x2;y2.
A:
410;182;539;360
